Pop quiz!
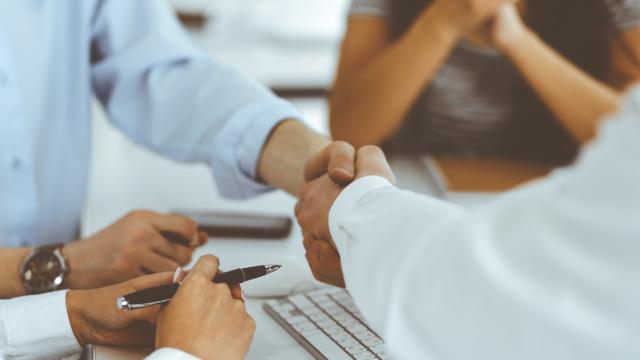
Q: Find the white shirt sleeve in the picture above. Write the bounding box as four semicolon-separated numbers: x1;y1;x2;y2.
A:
145;348;200;360
0;291;81;360
329;88;640;360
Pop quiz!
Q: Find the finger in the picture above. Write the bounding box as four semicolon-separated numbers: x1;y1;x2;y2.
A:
304;141;355;183
230;284;243;301
302;236;314;252
128;271;175;291
139;251;181;274
121;272;175;322
148;232;194;265
315;240;341;263
186;254;220;281
148;214;200;247
198;231;208;246
355;145;396;184
326;142;356;185
173;267;187;283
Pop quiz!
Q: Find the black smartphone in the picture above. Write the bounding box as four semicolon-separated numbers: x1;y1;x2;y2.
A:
173;210;292;239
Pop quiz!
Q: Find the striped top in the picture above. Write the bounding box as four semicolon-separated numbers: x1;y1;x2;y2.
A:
348;0;640;161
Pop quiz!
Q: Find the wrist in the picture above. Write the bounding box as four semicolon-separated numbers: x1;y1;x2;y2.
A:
66;290;91;347
61;242;81;289
426;1;467;41
499;25;535;58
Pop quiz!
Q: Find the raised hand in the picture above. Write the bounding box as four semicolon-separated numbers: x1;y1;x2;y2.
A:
304;140;356;186
64;210;206;289
433;0;509;37
155;255;255;360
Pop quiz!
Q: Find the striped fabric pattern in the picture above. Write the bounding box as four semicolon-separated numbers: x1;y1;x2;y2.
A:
347;0;640;156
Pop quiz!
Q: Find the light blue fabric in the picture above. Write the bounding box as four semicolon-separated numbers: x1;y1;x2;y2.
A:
0;0;302;247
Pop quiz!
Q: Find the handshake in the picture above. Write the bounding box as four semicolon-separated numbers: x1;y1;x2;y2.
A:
61;142;397;359
296;143;396;287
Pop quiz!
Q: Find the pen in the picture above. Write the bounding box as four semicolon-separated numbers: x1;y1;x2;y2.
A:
117;264;281;311
161;230;192;247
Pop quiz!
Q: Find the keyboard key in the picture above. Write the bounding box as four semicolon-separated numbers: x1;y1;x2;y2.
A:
264;288;388;360
293;321;318;334
353;350;376;360
289;295;315;309
303;330;353;360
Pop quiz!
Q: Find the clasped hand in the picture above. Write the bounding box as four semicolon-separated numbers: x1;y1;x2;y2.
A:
296;144;396;287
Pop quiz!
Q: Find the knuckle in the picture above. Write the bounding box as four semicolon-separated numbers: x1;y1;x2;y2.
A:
199;254;219;267
127;209;151;220
178;217;198;233
358;145;383;157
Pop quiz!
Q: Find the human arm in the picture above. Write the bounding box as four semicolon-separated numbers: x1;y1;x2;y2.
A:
1;256;250;360
90;0;352;199
0;248;31;298
490;4;639;143
0;272;184;359
322;89;640;359
330;0;505;148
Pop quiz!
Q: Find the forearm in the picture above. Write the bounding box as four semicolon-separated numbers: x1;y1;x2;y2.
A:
504;29;622;143
257;120;330;196
330;4;459;148
0;248;30;298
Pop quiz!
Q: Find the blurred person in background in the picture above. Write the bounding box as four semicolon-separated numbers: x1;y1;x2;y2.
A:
0;0;356;298
330;0;640;165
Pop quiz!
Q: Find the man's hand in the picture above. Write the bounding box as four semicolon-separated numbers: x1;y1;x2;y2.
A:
156;255;256;360
257;120;356;196
67;271;175;347
296;146;395;287
64;210;206;289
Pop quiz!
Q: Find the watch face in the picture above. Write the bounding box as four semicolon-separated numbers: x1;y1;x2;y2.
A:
23;252;65;292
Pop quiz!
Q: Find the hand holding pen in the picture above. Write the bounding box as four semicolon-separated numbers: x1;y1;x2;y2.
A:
118;259;281;310
155;255;258;359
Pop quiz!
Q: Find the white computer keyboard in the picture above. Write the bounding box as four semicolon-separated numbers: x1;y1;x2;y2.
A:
263;287;389;360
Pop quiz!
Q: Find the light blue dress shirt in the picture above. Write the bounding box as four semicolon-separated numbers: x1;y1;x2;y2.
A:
0;0;302;247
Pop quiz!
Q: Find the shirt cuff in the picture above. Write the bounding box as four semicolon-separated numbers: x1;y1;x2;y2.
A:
329;176;395;254
211;98;303;199
1;290;81;359
145;348;201;360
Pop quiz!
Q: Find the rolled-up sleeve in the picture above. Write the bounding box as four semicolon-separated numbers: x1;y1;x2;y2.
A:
90;0;303;199
0;291;81;359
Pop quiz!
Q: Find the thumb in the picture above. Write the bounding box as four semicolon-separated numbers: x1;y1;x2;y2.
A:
355;146;396;184
305;141;355;184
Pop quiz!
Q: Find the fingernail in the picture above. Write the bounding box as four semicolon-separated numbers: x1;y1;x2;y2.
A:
173;267;185;283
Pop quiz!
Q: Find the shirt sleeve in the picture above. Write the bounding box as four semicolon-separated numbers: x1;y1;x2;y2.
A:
0;291;81;360
349;0;392;18
145;348;200;360
89;0;303;199
329;88;640;360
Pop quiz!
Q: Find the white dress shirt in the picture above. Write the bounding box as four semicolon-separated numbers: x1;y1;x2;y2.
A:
0;291;198;360
329;87;640;360
0;0;300;247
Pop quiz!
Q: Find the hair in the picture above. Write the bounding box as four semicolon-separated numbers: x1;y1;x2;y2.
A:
389;0;611;164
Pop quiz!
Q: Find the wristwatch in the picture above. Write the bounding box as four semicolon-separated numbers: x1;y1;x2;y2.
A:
20;243;70;294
